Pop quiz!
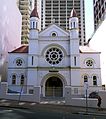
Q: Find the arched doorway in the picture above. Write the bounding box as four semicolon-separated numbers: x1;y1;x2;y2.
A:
45;76;63;97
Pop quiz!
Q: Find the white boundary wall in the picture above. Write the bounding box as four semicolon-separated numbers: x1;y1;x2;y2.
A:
65;86;106;108
0;82;40;103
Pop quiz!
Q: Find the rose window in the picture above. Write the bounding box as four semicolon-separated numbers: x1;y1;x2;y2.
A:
16;59;23;66
45;47;63;65
86;59;93;67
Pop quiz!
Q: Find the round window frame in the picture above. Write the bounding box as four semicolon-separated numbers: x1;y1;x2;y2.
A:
51;32;57;37
45;47;63;65
16;59;23;66
86;59;93;67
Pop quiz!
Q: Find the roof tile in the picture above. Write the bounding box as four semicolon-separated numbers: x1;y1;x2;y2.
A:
30;7;39;18
10;45;28;53
70;8;77;18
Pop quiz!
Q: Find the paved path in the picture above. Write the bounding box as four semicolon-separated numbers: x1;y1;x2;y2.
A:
0;99;106;116
0;107;105;119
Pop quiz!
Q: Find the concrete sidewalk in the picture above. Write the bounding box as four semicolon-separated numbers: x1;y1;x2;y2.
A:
0;99;106;116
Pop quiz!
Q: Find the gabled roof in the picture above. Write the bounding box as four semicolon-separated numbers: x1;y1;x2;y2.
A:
79;46;100;54
9;45;99;54
39;23;69;36
70;8;77;18
10;45;28;53
30;7;39;18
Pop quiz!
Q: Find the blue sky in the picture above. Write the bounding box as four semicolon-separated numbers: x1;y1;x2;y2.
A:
85;0;94;40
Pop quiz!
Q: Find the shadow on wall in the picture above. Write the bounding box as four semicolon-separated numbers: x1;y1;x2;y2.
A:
0;60;8;82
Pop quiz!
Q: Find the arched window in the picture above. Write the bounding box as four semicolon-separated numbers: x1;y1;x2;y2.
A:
32;56;34;65
84;75;88;83
33;21;35;29
12;74;16;85
36;22;38;29
71;22;76;29
93;76;97;86
71;22;73;28
20;75;25;85
74;56;76;66
73;22;76;28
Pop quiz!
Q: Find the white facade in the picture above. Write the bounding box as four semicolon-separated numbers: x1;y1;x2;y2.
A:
0;0;22;81
7;7;102;99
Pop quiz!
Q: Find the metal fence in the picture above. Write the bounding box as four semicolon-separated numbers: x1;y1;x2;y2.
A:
71;85;103;96
45;87;63;97
8;85;103;97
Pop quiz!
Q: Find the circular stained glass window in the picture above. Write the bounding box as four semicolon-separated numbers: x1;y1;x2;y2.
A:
86;59;93;67
45;47;63;65
16;59;23;66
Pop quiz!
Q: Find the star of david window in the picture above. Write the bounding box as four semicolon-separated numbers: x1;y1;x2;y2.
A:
45;47;63;65
16;59;23;66
86;59;93;67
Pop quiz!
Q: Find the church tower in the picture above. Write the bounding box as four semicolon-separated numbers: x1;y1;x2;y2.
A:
30;5;39;40
28;5;39;67
69;7;80;68
69;5;80;86
27;5;39;87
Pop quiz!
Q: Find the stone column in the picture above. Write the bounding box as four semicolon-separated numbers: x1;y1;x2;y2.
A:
0;82;8;98
33;86;41;103
65;86;72;105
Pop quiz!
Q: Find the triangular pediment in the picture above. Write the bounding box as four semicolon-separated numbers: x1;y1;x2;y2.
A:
39;24;69;37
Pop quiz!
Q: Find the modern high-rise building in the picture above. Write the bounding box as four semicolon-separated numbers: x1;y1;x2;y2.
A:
34;0;86;45
93;0;106;31
17;0;33;44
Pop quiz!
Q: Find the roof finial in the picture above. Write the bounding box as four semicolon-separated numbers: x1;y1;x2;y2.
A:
51;19;55;24
70;0;77;17
30;1;39;18
73;0;75;8
34;0;37;9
